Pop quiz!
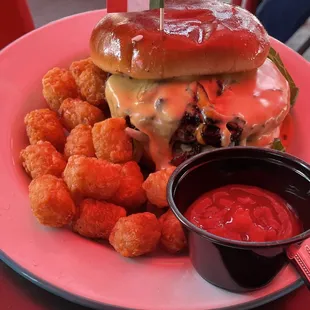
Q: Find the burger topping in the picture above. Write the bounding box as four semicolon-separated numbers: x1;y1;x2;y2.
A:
105;59;290;169
106;75;197;170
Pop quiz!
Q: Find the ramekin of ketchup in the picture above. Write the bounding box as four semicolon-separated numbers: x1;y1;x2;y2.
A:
185;185;302;243
167;147;310;293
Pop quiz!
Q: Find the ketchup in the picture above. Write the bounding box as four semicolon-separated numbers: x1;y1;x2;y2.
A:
186;185;302;242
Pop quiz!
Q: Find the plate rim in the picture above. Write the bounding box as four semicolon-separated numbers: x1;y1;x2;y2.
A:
0;9;307;310
0;251;304;310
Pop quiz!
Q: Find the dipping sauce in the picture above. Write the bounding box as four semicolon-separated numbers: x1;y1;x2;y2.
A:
186;185;302;242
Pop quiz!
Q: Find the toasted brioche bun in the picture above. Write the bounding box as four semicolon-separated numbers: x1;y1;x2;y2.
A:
90;0;270;80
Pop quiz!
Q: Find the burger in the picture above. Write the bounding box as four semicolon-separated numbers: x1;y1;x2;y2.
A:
90;0;297;171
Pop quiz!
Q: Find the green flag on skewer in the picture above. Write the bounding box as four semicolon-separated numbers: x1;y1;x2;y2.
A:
150;0;165;9
151;0;165;30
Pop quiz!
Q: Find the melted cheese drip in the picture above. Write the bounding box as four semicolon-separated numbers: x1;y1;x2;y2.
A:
106;77;197;170
199;58;290;147
105;59;290;170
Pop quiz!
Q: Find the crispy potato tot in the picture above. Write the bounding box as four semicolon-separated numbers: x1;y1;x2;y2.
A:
63;155;122;200
142;166;176;208
59;98;104;131
24;109;66;151
92;118;133;163
20;141;66;179
69;58;107;106
109;161;146;211
73;199;126;239
64;124;95;159
109;212;161;257
159;209;187;254
29;175;76;227
42;67;78;111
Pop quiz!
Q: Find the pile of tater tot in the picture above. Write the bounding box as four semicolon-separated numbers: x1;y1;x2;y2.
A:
20;58;187;258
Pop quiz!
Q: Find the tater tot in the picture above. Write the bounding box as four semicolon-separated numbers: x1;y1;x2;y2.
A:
59;98;104;131
64;124;95;159
25;109;66;151
73;199;126;239
159;210;187;254
29;175;76;227
42;67;78;111
63;155;122;200
92;118;133;163
20;141;66;179
69;58;107;106
109;212;161;257
142;166;176;208
109;161;146;211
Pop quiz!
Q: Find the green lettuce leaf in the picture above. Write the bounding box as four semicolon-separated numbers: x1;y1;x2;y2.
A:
268;47;299;107
271;138;286;152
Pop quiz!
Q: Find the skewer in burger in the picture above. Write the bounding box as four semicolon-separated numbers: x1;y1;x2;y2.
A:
90;0;298;171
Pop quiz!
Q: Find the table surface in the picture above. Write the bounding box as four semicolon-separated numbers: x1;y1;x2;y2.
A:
0;260;309;310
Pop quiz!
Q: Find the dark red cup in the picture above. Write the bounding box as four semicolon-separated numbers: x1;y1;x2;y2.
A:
167;147;310;292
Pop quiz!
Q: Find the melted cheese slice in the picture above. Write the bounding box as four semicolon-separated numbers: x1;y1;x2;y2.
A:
105;59;290;170
199;58;290;147
106;77;197;169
